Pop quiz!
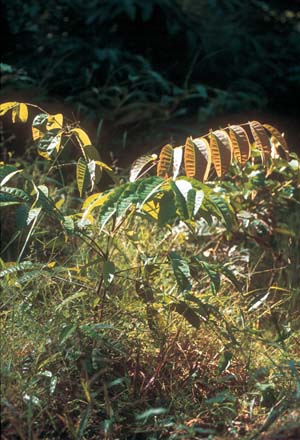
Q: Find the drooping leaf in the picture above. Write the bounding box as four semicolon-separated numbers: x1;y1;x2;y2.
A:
0;165;21;186
250;121;271;164
263;124;289;160
12;103;28;123
103;261;115;287
70;128;92;155
0;101;18;116
186;188;205;218
157;144;173;178
209;194;236;230
191;256;220;294
76;158;91;197
170;301;201;328
229;125;251;166
168;251;191;292
169;180;189;219
129;154;157;182
32;113;48;140
184;137;211;181
210;130;232;177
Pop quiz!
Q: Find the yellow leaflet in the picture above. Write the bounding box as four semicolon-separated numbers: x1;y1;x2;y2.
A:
55;197;65;209
12;103;28;123
142;200;159;220
32;127;44;141
94;160;112;171
47;114;63;131
19;103;28;122
82;192;111;217
47;262;56;268
0;101;18;116
70;128;92;148
82;192;103;210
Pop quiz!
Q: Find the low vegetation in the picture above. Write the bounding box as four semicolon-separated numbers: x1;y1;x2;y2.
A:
1;102;299;439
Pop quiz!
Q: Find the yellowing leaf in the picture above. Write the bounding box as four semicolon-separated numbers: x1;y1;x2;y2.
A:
46;114;63;131
141;200;159;220
229;125;251;166
70;128;92;153
184;137;211;181
0;102;18;116
32;127;44;141
157;144;173;178
19;103;28;122
210;130;232;177
250;121;271;164
11;103;28;123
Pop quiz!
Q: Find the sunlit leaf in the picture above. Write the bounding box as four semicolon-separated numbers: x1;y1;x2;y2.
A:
210;130;232;177
12;103;28;123
250;121;271;164
229;125;251;166
263;123;289;160
46;113;63;131
0;101;18;116
184;137;211;181
129;154;157;182
157;144;173;178
173;146;183;179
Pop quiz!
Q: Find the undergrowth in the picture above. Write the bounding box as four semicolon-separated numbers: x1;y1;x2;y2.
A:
1;103;300;439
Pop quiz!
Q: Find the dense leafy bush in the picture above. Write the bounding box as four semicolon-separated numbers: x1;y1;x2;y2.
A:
1;102;299;439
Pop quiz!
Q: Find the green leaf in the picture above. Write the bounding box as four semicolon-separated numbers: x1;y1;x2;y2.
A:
170;301;201;328
103;261;115;287
158;191;176;226
209;194;236;230
170;180;188;219
0;261;37;278
168;251;191;292
0;186;31;203
15;204;30;229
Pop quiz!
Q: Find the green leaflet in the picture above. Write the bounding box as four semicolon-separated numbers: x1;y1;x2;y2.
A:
97;176;164;230
168;251;191;292
0;261;38;278
169;180;189;219
158;191;176;226
0;186;31;204
191;256;220;295
208;194;236;230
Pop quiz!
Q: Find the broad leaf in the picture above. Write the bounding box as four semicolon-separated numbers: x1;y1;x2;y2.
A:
210;130;232;177
157;144;173;178
12;103;28;123
129;154;157;182
173;146;184;179
229;125;251;166
250;121;271;164
184;137;211;181
168;251;191;292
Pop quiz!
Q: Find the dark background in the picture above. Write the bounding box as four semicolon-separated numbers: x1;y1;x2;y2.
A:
1;0;300;162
